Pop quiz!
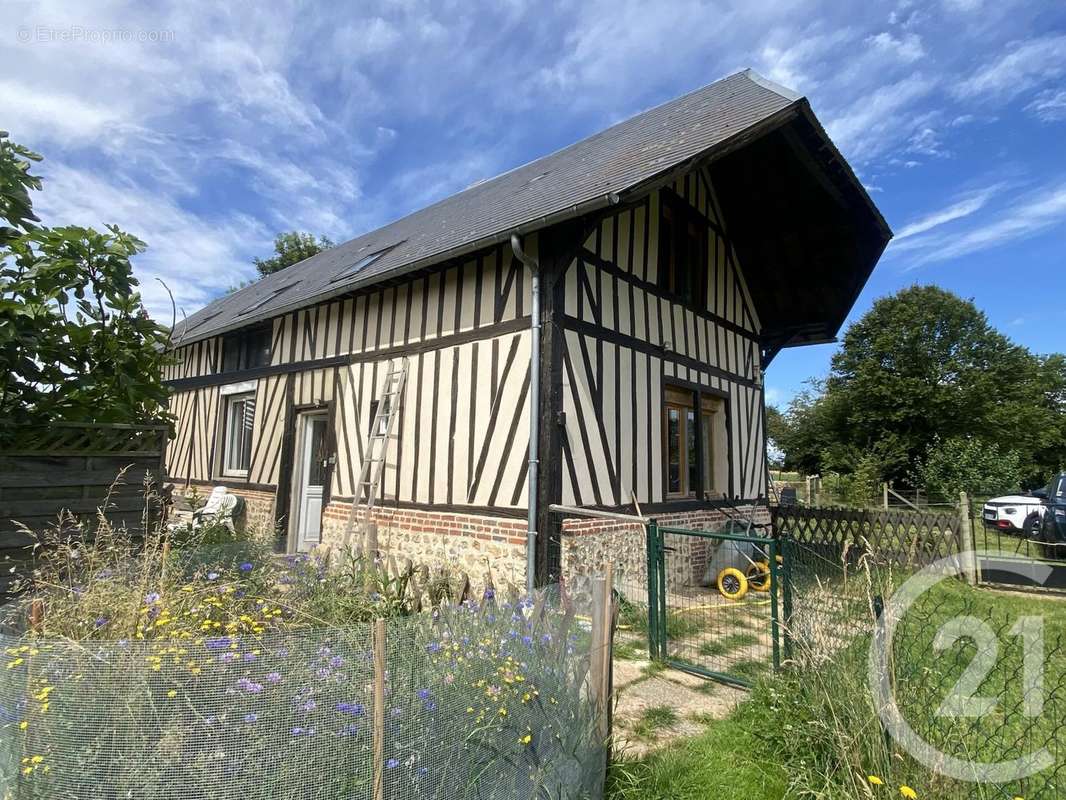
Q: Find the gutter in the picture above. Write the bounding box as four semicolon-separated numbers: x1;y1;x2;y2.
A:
510;233;539;595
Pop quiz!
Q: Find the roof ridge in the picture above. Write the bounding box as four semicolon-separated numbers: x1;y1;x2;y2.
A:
740;68;803;102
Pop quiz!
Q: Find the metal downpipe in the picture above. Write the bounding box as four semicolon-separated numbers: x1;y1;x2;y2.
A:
510;233;539;594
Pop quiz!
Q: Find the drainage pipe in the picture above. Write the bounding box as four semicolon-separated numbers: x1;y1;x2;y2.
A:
510;233;539;594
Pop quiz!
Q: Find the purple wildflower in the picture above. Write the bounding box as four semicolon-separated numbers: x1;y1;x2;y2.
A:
244;713;258;723
386;759;399;769
266;671;282;684
94;617;108;628
207;571;219;581
416;689;431;701
236;678;263;694
301;699;317;712
144;592;161;605
239;562;254;572
206;637;232;651
243;652;257;662
425;642;441;654
329;655;344;668
336;702;366;716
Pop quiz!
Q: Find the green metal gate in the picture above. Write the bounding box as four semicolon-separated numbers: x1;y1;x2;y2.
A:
646;521;784;687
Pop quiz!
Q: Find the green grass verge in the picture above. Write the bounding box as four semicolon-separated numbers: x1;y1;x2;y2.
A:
630;706;679;740
607;700;787;800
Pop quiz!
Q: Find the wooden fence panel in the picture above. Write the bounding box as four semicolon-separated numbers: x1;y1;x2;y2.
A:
0;423;167;599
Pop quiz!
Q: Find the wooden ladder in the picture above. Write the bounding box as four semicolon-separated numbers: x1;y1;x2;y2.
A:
342;358;409;552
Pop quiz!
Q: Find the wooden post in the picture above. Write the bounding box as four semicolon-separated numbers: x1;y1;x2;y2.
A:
805;476;812;506
589;564;614;745
28;599;44;634
372;618;386;800
958;492;978;586
883;482;889;510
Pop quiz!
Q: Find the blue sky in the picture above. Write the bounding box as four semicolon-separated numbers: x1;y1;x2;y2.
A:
3;0;1065;407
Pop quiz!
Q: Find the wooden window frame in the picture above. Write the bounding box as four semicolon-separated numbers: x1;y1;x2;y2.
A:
663;384;721;499
221;323;272;373
657;190;709;310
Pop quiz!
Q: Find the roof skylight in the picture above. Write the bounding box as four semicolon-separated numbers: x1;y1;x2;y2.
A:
237;282;295;316
329;243;401;283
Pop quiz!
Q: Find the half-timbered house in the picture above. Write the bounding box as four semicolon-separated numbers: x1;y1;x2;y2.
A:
164;70;890;587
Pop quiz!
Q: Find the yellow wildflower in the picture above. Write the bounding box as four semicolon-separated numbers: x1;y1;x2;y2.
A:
167;690;178;699
899;787;917;799
18;721;27;730
6;658;23;669
868;776;883;786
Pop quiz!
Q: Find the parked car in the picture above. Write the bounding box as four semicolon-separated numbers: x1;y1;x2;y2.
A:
982;492;1046;536
1032;473;1066;560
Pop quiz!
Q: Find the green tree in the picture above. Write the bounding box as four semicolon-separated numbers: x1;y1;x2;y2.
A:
911;435;1024;501
818;285;1062;486
254;231;333;277
0;131;172;430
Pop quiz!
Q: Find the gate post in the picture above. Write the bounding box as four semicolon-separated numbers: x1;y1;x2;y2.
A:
645;519;659;659
958;491;978;586
769;538;781;671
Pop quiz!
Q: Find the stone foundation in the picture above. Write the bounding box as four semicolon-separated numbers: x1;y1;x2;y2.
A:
559;505;770;604
320;502;528;588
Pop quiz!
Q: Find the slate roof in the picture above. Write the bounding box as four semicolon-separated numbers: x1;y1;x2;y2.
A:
174;69;805;343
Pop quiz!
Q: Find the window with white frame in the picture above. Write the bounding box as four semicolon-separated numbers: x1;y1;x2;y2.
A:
221;392;256;477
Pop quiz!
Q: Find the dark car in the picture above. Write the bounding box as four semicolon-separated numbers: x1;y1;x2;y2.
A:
1033;473;1066;560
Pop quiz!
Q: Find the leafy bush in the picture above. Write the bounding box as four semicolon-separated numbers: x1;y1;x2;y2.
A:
911;435;1024;500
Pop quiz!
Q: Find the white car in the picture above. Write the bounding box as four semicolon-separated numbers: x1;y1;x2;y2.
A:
982;494;1045;535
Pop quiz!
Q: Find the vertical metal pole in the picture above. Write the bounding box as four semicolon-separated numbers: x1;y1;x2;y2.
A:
781;536;793;662
769;538;781;672
658;527;668;659
645;520;659;659
372;618;386;800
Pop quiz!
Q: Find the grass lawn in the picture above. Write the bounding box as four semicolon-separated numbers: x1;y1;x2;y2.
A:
607;703;787;800
607;579;1066;800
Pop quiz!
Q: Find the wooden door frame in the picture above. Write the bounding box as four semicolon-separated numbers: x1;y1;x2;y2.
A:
276;396;335;553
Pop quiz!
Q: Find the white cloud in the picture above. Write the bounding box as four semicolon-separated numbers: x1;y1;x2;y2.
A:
898;181;1066;265
1025;89;1066;122
953;35;1066;101
893;186;999;241
865;31;925;62
907;126;949;157
34;161;270;321
825;75;937;161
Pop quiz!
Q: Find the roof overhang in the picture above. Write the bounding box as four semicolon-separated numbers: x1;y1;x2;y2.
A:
706;101;892;365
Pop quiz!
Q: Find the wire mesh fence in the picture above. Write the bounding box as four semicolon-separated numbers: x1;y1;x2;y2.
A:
775;504;1066;799
650;524;779;686
0;577;610;800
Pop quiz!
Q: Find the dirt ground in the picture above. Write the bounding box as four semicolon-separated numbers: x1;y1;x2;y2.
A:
609;630;747;757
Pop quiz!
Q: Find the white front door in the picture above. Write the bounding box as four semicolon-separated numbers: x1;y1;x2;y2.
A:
293;413;329;552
